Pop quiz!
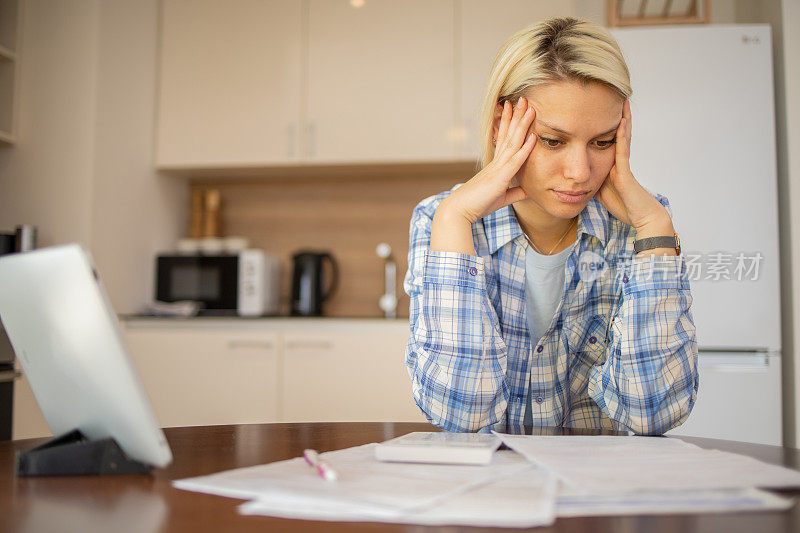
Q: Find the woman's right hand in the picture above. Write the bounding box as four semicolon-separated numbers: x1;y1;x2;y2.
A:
440;97;537;224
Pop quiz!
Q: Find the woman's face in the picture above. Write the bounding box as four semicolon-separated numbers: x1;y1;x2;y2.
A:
502;80;624;220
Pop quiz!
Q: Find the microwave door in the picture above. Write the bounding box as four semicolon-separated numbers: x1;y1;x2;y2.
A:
156;256;239;314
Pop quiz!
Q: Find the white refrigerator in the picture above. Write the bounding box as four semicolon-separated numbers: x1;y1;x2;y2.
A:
609;25;782;446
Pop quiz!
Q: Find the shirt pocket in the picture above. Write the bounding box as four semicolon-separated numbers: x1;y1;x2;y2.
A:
571;315;610;368
565;315;609;398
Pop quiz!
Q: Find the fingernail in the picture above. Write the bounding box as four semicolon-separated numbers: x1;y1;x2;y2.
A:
517;97;526;110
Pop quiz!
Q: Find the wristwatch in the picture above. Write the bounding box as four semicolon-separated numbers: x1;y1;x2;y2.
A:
633;232;681;255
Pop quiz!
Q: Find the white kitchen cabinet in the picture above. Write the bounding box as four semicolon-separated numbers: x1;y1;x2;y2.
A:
305;0;456;163
155;0;579;167
458;1;576;158
156;0;303;167
281;325;426;423
156;0;459;167
123;326;281;428
12;319;422;438
12;367;51;440
121;319;424;427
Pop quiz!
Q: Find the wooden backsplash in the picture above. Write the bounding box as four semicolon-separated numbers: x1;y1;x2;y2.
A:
190;162;477;318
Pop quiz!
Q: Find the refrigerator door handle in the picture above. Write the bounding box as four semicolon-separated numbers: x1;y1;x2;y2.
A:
697;348;775;373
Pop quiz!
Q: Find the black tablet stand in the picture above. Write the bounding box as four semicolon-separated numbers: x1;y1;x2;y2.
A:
15;429;153;477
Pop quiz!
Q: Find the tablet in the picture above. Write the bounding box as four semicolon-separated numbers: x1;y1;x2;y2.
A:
0;244;172;468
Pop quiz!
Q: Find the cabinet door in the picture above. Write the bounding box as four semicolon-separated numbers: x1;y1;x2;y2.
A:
156;0;303;167
124;327;281;427
458;1;575;158
12;369;51;440
306;0;456;163
281;327;426;423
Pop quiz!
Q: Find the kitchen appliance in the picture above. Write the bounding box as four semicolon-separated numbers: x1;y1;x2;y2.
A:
0;232;19;440
0;233;15;255
155;250;280;316
0;318;15;441
610;25;781;445
14;225;36;252
291;251;338;316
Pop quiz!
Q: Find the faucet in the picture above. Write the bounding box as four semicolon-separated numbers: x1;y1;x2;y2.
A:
375;243;397;319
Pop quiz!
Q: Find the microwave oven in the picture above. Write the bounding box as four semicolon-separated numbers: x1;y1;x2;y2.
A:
155;250;280;316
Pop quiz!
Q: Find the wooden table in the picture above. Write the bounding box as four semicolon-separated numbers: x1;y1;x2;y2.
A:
1;422;799;532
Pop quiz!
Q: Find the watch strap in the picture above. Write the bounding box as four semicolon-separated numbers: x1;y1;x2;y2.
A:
634;235;679;255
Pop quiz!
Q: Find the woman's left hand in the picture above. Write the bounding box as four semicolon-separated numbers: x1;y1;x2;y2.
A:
594;100;674;236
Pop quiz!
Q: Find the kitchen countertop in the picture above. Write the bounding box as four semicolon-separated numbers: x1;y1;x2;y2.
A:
119;315;410;330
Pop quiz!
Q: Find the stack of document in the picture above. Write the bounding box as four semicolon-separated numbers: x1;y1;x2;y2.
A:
174;442;557;527
495;433;799;518
173;434;800;527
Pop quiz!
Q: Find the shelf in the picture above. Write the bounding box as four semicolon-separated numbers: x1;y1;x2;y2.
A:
0;0;17;141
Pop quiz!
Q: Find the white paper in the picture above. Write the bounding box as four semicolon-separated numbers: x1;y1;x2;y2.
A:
174;444;557;527
238;463;558;528
495;433;800;493
175;435;799;525
556;487;794;517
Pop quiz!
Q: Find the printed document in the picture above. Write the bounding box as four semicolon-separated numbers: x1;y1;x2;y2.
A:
494;433;800;493
238;459;557;527
173;434;798;525
174;443;557;528
555;486;793;517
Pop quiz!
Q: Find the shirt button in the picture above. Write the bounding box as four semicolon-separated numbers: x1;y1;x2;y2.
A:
622;274;629;283
536;397;544;404
589;336;597;344
468;267;478;276
536;345;543;353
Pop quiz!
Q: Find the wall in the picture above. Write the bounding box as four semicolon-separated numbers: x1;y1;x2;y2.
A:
776;0;800;448
0;0;98;248
89;0;184;315
0;0;184;315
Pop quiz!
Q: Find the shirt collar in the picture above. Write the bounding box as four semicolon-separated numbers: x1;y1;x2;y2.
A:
483;197;611;254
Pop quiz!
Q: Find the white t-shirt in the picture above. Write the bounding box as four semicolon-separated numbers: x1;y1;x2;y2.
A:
522;239;577;427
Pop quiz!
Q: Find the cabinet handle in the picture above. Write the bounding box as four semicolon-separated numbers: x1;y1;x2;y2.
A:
287;123;296;158
285;340;332;350
227;340;275;350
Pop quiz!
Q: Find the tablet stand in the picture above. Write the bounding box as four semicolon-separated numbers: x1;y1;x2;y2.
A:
15;429;153;477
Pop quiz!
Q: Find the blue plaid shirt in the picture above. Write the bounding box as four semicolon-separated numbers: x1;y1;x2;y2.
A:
404;183;699;435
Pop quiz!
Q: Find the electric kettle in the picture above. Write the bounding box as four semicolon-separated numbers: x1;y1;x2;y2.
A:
290;251;339;316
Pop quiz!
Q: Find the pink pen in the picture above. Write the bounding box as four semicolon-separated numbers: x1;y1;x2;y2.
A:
303;449;338;482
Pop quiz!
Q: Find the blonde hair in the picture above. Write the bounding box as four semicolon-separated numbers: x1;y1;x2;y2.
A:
478;17;632;169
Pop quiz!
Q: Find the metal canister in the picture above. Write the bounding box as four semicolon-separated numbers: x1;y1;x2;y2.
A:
14;225;36;252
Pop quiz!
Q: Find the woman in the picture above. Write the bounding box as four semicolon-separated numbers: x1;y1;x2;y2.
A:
404;17;698;435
